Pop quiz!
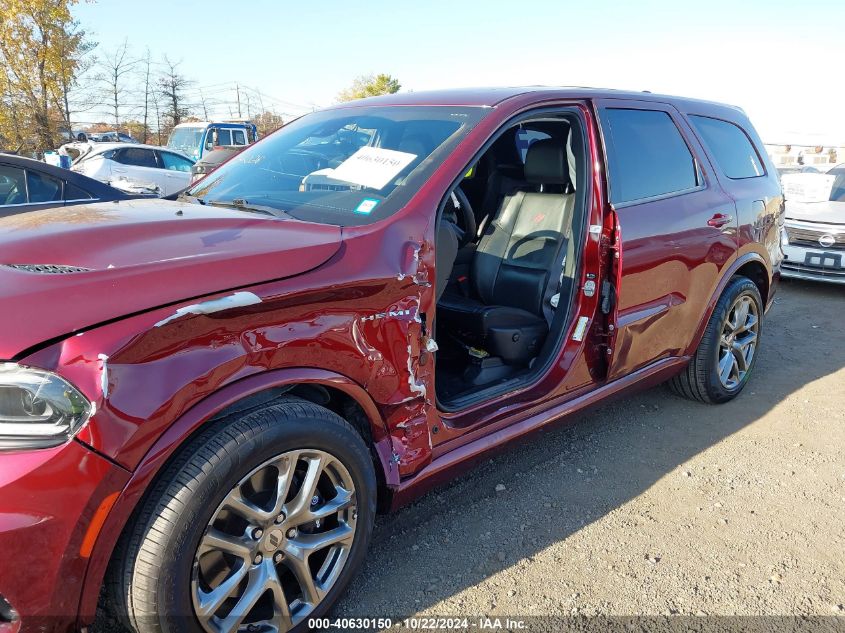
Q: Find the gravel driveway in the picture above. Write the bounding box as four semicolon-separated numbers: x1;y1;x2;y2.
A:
335;279;845;628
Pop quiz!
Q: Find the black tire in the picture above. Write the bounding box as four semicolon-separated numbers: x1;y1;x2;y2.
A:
106;397;377;633
669;275;763;404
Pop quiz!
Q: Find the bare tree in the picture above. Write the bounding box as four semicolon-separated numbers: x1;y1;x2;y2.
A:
158;55;193;130
137;47;154;143
95;39;137;128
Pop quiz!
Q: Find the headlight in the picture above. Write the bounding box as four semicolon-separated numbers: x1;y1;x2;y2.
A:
0;363;92;450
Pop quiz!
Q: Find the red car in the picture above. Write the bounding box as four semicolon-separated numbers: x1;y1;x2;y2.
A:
0;88;782;633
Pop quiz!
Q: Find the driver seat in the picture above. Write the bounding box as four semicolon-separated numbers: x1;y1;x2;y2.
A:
438;138;575;366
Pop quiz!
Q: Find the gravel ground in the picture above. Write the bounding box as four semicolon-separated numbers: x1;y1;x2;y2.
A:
335;279;845;627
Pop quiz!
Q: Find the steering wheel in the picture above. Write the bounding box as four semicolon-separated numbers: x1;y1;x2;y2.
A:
450;186;477;248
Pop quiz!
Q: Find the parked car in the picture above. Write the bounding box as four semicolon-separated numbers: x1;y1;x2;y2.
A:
780;164;845;283
167;120;258;161
190;145;243;183
0;88;782;633
71;142;195;197
0;153;131;217
86;130;138;143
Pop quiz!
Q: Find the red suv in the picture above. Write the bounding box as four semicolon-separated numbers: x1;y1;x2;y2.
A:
0;88;782;633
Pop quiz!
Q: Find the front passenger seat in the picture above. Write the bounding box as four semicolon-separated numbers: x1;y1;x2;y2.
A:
438;138;576;365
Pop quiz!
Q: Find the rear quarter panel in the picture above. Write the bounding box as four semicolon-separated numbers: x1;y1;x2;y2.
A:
678;105;783;306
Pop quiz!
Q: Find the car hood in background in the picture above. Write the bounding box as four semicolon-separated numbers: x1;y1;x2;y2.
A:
785;200;845;224
0;198;342;358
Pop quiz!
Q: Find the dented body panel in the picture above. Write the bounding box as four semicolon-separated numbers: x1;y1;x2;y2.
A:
0;87;780;632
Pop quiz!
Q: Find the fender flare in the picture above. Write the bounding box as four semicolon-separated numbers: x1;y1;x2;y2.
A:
685;251;769;356
77;367;394;624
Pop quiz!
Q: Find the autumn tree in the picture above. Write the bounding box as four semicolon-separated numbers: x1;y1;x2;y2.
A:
254;111;284;137
0;0;92;151
336;73;401;102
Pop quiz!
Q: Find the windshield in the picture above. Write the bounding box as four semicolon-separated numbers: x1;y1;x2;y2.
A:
167;127;206;159
187;106;487;226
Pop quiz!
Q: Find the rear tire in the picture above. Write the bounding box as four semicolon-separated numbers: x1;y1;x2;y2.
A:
106;397;376;633
669;276;763;404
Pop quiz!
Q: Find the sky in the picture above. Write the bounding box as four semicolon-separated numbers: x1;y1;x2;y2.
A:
72;0;845;144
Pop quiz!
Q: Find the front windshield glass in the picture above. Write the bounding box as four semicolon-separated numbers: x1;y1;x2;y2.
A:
167;127;205;159
187;106;487;226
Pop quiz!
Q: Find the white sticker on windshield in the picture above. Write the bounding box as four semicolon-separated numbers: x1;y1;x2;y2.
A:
330;147;417;190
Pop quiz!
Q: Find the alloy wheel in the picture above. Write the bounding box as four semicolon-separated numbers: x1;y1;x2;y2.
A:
717;294;759;390
191;449;357;633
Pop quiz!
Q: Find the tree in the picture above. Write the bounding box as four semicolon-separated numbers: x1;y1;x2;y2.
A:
253;111;284;137
95;39;137;127
0;0;92;151
336;73;401;102
122;120;150;142
137;48;153;143
158;55;193;132
54;17;95;133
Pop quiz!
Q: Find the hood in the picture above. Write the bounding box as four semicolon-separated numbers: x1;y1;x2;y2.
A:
0;199;342;359
785;200;845;224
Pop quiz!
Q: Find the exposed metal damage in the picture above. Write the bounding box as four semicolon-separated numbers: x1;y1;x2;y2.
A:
153;291;262;327
97;353;109;398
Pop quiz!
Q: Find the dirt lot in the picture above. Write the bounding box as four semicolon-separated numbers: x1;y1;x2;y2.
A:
335;279;845;626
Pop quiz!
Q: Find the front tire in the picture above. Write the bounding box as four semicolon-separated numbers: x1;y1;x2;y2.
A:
108;398;377;633
669;275;763;404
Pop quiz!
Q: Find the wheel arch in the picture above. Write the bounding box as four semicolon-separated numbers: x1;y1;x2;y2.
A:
684;252;770;358
77;367;396;626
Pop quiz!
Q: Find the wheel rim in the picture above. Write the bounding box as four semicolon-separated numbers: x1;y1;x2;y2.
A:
717;294;759;390
191;449;357;633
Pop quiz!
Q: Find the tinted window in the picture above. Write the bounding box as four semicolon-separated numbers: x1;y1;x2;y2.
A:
116;148;158;168
64;183;93;200
0;165;27;205
160;152;193;172
26;170;62;203
602;108;699;204
689;115;764;179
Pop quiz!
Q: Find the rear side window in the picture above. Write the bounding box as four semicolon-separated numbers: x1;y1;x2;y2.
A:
64;183;93;201
689;115;764;179
116;148;158;168
602;108;699;204
160;151;193;172
26;170;62;203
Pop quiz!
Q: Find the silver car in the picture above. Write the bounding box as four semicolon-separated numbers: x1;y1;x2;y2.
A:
781;164;845;284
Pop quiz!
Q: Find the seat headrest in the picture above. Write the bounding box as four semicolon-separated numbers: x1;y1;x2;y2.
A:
524;138;570;186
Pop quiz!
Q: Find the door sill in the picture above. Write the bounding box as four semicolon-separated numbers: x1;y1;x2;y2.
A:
392;355;689;509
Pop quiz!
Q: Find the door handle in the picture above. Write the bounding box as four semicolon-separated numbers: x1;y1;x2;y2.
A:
707;213;733;228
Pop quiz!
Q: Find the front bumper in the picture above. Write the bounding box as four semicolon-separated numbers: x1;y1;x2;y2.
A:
0;440;128;633
781;220;845;284
782;242;845;284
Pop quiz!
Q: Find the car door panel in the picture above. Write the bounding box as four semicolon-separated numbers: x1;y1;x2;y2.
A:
597;99;737;380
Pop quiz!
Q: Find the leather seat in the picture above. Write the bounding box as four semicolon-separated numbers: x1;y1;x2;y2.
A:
438;138;576;365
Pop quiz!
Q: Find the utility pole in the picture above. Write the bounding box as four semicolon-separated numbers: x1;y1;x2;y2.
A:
236;83;242;118
245;93;251;120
